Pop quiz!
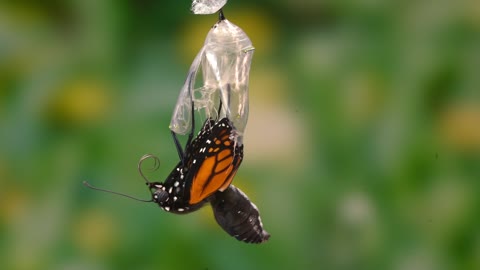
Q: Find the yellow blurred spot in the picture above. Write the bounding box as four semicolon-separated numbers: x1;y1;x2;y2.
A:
0;187;29;225
176;8;276;63
72;209;117;256
176;16;214;63
249;69;290;105
464;0;480;29
227;8;277;56
244;103;309;168
47;80;112;127
0;4;47;26
439;104;480;151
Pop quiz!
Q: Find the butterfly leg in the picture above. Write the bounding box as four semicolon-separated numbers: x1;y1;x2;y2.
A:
184;100;196;152
172;99;196;165
171;131;185;164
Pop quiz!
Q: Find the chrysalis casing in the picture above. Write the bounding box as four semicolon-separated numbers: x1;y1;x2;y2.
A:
191;0;227;15
170;18;254;145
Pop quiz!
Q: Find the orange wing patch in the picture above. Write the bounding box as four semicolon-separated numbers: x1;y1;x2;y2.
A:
189;148;238;204
218;158;241;191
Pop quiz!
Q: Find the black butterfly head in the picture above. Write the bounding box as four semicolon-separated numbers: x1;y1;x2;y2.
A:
149;183;169;205
145;177;206;214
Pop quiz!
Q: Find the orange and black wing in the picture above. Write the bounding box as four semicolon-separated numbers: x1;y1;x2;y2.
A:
186;118;243;205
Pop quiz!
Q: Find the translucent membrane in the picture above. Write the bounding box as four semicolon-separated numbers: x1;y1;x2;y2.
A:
170;19;254;145
191;0;227;14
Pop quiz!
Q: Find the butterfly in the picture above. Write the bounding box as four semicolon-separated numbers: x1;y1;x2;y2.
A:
146;114;269;243
84;10;268;243
85;115;270;243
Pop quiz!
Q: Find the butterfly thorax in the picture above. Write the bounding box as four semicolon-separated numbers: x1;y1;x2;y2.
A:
149;178;206;214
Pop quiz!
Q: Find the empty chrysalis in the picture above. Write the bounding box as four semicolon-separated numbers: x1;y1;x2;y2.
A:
191;0;227;15
170;14;254;145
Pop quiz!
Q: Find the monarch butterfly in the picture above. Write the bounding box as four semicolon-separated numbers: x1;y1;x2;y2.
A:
84;10;269;244
84;110;269;243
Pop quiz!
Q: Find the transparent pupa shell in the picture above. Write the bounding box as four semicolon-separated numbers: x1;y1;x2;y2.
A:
191;0;227;15
170;18;254;145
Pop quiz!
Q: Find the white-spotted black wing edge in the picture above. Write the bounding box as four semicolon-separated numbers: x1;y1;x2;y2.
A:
210;185;270;244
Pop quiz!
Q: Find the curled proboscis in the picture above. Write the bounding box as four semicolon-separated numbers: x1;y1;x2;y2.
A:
138;154;161;184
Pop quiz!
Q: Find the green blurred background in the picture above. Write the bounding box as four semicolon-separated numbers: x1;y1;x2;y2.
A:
1;1;479;269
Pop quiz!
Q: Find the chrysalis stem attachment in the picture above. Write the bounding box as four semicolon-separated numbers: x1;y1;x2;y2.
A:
219;9;225;20
83;181;153;202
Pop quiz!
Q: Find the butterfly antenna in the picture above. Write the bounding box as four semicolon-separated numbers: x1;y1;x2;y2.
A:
83;181;153;202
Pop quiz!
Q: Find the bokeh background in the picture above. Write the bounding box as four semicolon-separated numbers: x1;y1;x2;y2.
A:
1;1;480;269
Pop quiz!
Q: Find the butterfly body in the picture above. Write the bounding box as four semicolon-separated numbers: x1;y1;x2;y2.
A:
146;116;269;243
210;185;270;243
85;115;269;243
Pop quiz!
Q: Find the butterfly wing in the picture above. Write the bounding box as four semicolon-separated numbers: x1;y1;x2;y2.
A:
187;118;243;205
210;185;270;244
